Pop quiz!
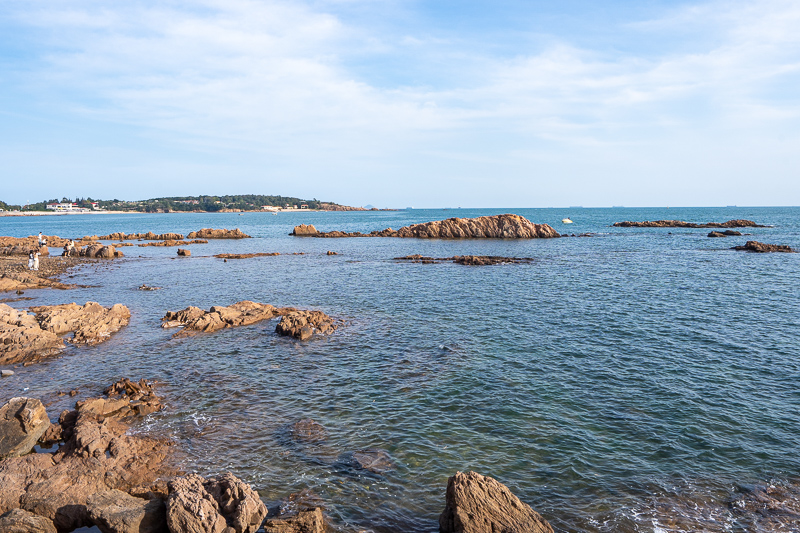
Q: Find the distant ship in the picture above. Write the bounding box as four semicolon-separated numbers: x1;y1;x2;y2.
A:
562;218;574;224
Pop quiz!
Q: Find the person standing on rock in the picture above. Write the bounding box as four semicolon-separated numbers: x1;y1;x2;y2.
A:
38;232;44;246
28;251;35;270
33;252;40;271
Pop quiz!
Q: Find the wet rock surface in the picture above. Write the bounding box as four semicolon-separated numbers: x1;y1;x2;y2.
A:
214;253;281;259
138;239;208;247
613;219;766;228
0;272;73;293
262;507;324;533
732;241;795;253
708;230;744;237
395;255;534;265
439;471;553;533
0;304;65;364
293;214;560;239
31;302;131;345
84;232;184;241
0;398;50;460
187;228;252;239
288;419;327;444
162;301;336;340
343;449;394;475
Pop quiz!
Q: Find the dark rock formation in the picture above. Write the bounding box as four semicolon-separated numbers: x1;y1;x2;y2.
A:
0;508;57;533
0;398;50;460
326;251;338;255
728;482;800;530
263;508;324;533
30;302;131;345
187;228;252;239
732;241;795;253
292;214;560;239
176;249;190;257
395;255;534;265
439;471;553;533
708;231;725;238
162;302;336;340
613;219;766;228
709;230;744;237
166;473;267;533
214;253;281;259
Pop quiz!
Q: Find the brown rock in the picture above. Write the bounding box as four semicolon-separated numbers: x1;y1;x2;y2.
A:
262;508;324;533
0;508;57;533
87;489;167;533
187;228;252;239
138;240;208;248
166;473;266;533
275;310;336;340
30;302;131;345
89;232;185;241
439;471;553;533
732;241;795;253
177;249;191;257
708;231;726;238
291;225;319;236
0;398;50;460
80;244;121;259
0;273;73;294
293;214;559;239
0;304;65;365
214;253;280;259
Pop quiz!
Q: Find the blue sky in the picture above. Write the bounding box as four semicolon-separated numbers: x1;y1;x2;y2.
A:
1;0;798;207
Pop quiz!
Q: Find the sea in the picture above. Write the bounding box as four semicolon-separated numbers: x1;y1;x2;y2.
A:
1;207;799;532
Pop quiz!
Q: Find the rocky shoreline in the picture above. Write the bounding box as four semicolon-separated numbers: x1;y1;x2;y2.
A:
613;219;768;228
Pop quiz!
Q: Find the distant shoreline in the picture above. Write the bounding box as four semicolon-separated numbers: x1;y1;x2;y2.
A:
0;209;396;217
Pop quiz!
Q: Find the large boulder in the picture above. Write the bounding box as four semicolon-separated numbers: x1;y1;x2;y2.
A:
166;473;266;533
439;471;553;533
275;311;336;340
0;508;57;533
290;225;319;236
80;244;122;259
0;304;65;365
0;398;50;460
87;490;167;533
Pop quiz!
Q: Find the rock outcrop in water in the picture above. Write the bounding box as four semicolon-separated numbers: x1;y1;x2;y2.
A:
291;214;560;239
162;301;337;340
138;239;208;247
0;302;130;364
214;253;281;259
85;232;185;241
613;219;766;228
732;241;795;253
187;228;252;239
0;272;73;293
439;471;553;533
708;230;743;237
0;379;172;531
79;243;123;259
395;255;534;265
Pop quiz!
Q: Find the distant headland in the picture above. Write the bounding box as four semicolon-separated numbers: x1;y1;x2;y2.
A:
0;194;389;215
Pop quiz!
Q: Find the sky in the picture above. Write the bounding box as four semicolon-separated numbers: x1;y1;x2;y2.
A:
1;0;799;207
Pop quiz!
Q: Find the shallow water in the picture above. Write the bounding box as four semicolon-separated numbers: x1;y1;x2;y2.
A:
1;207;799;532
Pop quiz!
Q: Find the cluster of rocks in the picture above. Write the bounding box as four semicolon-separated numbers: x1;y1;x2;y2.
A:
613;219;766;228
161;301;337;340
732;241;795;253
187;228;252;239
84;232;185;241
0;272;73;293
708;230;743;237
0;302;130;364
395;255;535;265
292;214;561;239
138;239;208;247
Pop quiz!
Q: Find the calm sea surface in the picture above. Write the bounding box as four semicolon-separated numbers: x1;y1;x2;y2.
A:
1;207;799;532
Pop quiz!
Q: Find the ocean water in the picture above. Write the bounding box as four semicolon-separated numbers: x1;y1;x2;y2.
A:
1;207;799;532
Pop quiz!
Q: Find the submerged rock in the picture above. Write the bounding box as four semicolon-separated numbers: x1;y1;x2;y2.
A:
439;471;553;533
0;398;50;460
187;228;252;239
342;449;394;475
263;508;324;533
288;419;327;444
292;214;560;239
732;241;795;253
214;253;281;259
395;255;534;265
614;219;766;228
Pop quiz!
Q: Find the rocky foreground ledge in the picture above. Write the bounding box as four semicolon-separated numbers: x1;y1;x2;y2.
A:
162;300;336;340
292;214;561;239
613;219;766;228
